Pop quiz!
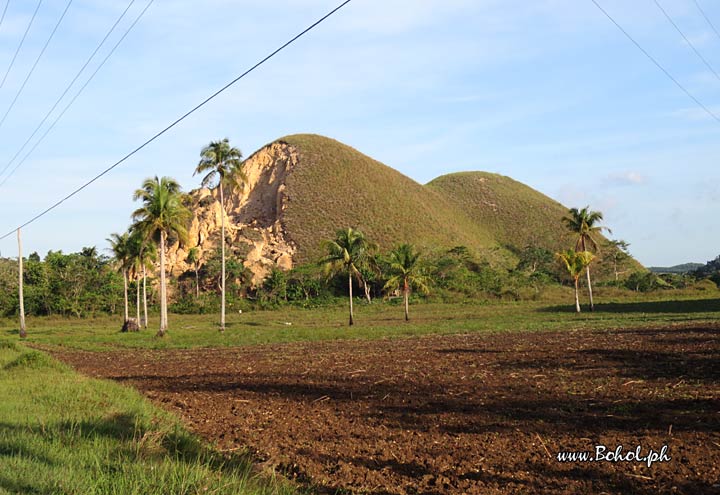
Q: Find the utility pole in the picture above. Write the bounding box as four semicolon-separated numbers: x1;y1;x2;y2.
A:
18;228;26;338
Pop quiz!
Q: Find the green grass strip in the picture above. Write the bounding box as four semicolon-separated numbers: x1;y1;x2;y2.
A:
0;343;298;495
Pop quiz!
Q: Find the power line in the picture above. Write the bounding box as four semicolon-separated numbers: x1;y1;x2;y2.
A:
0;0;354;241
0;0;140;184
0;0;73;132
692;0;720;45
653;0;720;83
0;1;10;34
0;0;152;188
589;0;720;124
0;0;43;91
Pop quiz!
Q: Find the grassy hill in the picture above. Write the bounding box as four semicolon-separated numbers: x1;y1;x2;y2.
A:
427;171;573;252
280;135;506;264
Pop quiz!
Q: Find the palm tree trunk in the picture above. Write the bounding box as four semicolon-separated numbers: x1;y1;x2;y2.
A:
220;183;226;332
404;279;409;322
123;269;129;323
586;265;594;311
348;272;354;326
17;229;26;338
195;267;199;298
574;277;581;313
580;238;595;311
135;275;140;326
363;279;371;303
142;265;148;329
159;230;168;336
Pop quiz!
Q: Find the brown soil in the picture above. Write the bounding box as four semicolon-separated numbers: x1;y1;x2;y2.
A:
51;325;720;495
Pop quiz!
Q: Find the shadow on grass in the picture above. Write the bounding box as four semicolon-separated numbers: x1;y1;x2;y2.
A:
57;412;257;474
0;430;57;467
540;298;720;314
0;475;45;495
0;412;259;495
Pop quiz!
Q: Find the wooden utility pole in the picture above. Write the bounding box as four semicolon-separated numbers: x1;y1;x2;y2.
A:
18;228;26;338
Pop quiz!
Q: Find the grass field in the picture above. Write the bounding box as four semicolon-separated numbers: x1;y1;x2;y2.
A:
2;288;718;351
0;342;299;495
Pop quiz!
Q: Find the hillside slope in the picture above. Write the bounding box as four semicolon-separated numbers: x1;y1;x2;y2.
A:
280;135;500;264
427;172;572;252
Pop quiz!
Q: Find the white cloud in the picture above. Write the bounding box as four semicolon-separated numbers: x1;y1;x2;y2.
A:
603;171;646;186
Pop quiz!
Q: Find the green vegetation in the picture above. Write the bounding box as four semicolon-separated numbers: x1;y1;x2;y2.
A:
0;343;297;494
0;249;122;319
692;255;720;286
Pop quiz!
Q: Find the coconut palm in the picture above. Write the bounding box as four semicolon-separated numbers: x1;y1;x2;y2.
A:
194;138;246;332
186;247;201;298
107;232;131;324
322;228;375;326
383;244;430;321
129;225;158;329
562;206;609;311
132;176;191;336
128;236;142;327
127;228;157;329
556;249;595;313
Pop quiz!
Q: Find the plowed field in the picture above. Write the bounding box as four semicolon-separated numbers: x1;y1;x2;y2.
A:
52;324;720;494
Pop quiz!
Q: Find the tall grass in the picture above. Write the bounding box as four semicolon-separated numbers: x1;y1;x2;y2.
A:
0;343;299;495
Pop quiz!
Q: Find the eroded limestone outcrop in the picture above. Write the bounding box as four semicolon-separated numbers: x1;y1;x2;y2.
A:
165;141;299;286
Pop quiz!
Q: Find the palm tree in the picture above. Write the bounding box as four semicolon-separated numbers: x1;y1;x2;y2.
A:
132;176;191;336
556;249;595;313
562;206;609;311
322;228;375;326
128;225;158;329
383;244;430;321
194;138;246;332
128;235;142;327
186;247;201;298
127;228;157;329
107;232;131;324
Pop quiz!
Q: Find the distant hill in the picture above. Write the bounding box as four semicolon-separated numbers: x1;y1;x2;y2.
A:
649;263;704;274
165;134;640;284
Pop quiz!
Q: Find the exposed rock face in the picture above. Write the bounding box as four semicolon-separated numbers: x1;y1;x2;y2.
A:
166;141;299;286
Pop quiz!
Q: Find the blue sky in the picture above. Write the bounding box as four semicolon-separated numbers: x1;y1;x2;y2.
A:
0;0;718;267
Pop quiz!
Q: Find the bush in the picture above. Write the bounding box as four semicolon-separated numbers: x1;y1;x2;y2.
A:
624;271;670;292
